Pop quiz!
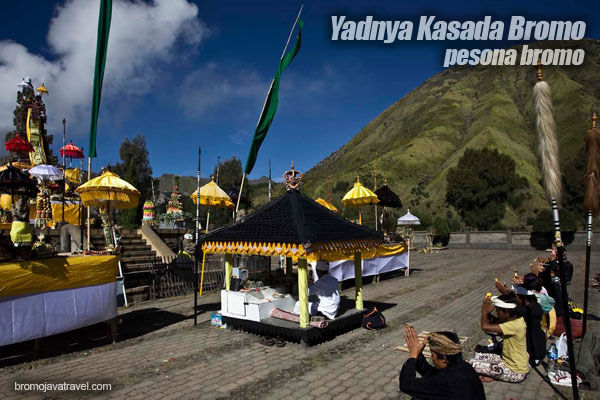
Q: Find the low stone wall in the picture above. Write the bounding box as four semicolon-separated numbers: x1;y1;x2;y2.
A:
447;230;600;251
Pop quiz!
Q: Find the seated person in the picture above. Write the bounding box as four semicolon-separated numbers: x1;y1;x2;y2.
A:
470;295;529;383
399;326;485;399
513;283;546;366
293;260;340;319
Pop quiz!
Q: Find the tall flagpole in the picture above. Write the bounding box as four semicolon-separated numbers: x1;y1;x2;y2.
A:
583;112;598;336
194;145;201;326
196;146;201;243
374;151;378;231
216;156;221;184
87;157;91;250
79;147;84;252
235;5;304;220
534;60;579;400
61;119;66;223
268;159;272;202
583;210;592;336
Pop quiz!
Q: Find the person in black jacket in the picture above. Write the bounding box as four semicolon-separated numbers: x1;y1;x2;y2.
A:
399;326;486;399
514;284;547;366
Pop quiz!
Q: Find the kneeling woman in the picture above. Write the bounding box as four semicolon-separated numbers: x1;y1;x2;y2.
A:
470;295;529;383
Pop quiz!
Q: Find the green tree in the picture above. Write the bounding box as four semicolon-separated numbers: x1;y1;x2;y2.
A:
446;148;525;230
532;209;578;232
112;134;153;228
208;156;248;227
562;144;585;218
432;216;451;237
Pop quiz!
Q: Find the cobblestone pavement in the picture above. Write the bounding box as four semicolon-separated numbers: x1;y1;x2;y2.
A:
1;249;599;399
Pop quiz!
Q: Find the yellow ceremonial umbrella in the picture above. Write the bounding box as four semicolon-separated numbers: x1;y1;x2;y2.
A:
36;83;49;97
75;170;140;209
75;169;140;251
315;197;338;213
342;176;379;225
191;177;234;297
65;168;81;184
190;177;234;233
0;161;31;172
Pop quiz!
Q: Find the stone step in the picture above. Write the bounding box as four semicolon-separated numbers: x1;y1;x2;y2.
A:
119;238;145;245
124;285;151;303
119;234;143;240
122;263;155;273
121;244;152;252
121;255;159;264
121;249;155;257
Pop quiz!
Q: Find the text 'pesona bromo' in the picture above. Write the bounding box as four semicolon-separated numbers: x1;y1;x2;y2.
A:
331;16;587;67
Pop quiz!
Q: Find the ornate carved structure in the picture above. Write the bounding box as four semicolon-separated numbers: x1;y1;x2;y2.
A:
8;80;57;165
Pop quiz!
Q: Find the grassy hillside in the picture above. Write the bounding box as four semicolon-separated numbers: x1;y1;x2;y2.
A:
292;39;600;230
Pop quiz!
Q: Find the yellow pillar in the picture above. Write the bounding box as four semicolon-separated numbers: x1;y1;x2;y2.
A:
286;257;293;276
225;254;233;291
354;251;363;309
298;258;309;328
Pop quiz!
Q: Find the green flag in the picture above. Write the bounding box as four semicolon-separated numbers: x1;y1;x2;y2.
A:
244;19;303;175
88;0;112;158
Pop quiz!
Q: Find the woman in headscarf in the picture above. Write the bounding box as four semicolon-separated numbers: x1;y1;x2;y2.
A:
399;326;485;399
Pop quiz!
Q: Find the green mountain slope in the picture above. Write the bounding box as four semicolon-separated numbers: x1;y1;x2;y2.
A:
298;39;600;230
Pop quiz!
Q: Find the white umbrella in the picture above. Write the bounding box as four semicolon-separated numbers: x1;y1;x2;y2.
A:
29;164;62;181
397;209;420;225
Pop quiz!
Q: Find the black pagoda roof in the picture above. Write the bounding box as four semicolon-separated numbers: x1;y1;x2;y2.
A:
200;189;382;246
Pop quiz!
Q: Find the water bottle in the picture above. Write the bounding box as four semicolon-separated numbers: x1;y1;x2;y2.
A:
548;343;558;372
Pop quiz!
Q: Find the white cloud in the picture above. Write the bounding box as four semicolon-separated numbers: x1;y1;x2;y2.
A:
0;0;207;141
229;129;250;145
179;62;268;117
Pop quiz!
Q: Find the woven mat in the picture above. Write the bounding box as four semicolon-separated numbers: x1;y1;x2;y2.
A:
396;331;468;358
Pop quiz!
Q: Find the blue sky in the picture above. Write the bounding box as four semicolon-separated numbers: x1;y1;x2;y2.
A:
0;0;597;179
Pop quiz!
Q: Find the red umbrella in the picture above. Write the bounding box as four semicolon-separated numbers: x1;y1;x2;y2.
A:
60;141;84;159
5;134;33;154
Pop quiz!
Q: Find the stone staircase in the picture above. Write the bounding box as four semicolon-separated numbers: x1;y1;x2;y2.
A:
119;231;158;303
91;229;160;303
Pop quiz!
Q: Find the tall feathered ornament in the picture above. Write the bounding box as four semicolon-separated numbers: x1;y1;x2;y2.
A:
583;112;598;339
533;60;562;203
584;112;600;216
534;60;579;399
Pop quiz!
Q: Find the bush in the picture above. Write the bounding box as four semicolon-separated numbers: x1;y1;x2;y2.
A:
532;210;553;233
560;208;578;231
432;216;451;246
446;148;525;230
532;209;578;233
448;217;462;232
433;217;451;237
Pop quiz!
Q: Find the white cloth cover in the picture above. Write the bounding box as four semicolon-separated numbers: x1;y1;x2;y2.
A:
293;274;340;319
311;253;409;282
0;282;117;346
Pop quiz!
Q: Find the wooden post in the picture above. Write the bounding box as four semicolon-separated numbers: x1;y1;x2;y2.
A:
286;256;293;276
354;251;363;309
225;254;233;291
405;238;410;277
298;258;309;328
205;208;211;234
61;119;66;224
87;157;91;250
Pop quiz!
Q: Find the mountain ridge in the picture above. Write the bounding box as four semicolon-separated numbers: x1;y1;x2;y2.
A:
298;39;600;229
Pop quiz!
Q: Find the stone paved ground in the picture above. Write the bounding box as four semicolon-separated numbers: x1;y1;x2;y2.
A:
1;249;599;399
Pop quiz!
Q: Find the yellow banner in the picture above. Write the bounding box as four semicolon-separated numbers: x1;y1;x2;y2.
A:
65;168;81;184
50;203;81;225
308;243;407;262
0;255;119;298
